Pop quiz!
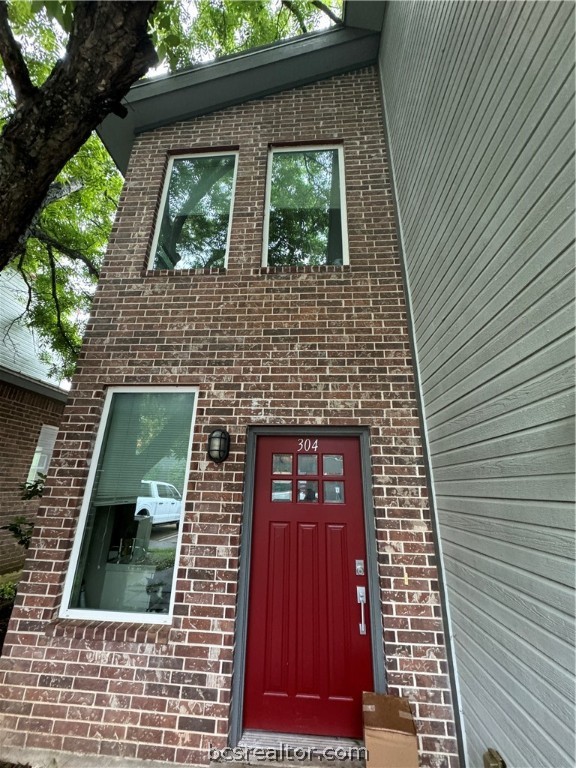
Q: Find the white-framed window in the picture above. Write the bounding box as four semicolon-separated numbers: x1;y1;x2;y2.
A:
262;145;348;268
27;424;59;483
60;387;198;624
149;151;238;270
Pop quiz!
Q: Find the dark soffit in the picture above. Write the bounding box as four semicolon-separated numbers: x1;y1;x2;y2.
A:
343;0;386;31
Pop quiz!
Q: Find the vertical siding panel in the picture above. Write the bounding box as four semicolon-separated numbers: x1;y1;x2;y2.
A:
379;1;575;766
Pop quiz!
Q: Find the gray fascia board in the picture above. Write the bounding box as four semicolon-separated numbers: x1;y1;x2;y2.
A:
0;367;68;403
98;26;380;173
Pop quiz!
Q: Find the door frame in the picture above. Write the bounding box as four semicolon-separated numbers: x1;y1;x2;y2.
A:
229;425;386;746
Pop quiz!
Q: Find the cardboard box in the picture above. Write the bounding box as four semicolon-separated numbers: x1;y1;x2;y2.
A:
363;692;419;768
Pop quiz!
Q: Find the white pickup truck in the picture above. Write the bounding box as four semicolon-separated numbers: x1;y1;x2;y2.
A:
135;480;182;527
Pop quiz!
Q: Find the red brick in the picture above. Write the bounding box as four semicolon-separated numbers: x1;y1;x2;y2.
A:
0;383;64;573
136;743;177;762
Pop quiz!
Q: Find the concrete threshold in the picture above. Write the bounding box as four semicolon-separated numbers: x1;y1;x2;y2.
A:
209;730;367;767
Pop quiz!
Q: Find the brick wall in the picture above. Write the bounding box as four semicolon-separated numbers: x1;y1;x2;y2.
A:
0;383;64;575
0;67;460;767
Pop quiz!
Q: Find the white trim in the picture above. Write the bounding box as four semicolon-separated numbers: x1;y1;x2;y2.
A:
59;385;199;625
148;151;239;271
27;424;59;483
227;153;239;268
262;144;349;267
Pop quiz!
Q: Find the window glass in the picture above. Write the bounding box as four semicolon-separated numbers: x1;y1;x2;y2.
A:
266;148;346;267
297;454;318;475
298;480;318;502
324;480;345;503
151;153;237;270
272;454;292;474
64;390;195;618
323;454;344;475
27;424;58;483
272;480;292;502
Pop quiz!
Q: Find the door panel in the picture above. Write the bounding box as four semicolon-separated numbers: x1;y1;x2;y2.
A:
243;435;373;738
265;522;290;694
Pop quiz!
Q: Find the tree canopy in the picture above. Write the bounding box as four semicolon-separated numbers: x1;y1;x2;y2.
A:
0;0;342;378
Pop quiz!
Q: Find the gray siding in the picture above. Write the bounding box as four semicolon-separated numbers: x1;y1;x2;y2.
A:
0;270;63;388
378;2;575;767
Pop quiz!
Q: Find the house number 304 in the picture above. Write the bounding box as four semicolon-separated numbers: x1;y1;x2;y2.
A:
297;439;318;452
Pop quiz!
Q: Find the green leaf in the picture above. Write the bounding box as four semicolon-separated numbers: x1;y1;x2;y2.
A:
7;0;35;27
39;0;73;33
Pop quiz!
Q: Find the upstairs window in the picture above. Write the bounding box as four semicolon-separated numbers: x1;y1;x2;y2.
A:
150;152;238;270
263;146;348;267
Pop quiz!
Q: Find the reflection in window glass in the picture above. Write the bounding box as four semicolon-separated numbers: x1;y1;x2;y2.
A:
298;480;318;502
152;154;236;270
272;480;292;502
324;481;345;503
66;390;195;616
323;454;344;475
297;454;318;476
266;149;345;267
272;454;293;475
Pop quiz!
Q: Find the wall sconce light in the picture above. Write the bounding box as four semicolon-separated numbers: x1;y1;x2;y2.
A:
207;428;230;463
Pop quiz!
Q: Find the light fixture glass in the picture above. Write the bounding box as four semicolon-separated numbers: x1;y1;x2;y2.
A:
207;428;230;463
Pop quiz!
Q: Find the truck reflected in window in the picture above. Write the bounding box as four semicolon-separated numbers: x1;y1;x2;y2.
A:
135;480;182;526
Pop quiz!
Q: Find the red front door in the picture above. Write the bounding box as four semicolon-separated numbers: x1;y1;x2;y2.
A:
243;435;373;738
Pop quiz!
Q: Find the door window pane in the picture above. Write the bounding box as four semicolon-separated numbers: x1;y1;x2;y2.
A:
297;454;318;476
272;454;293;474
323;454;344;475
151;153;237;270
65;390;195;617
324;481;345;503
272;480;292;502
265;148;347;267
298;480;318;503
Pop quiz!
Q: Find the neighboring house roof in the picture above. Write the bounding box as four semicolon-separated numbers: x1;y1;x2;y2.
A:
0;270;68;402
98;1;385;172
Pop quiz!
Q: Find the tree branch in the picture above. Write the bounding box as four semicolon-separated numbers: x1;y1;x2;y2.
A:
17;179;84;259
0;1;37;102
310;1;341;25
282;0;308;33
43;180;84;206
46;244;80;355
30;227;100;279
0;1;158;270
16;252;33;315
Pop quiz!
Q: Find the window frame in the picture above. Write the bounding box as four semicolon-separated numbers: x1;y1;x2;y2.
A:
27;424;59;483
59;385;198;625
262;144;349;268
148;151;239;271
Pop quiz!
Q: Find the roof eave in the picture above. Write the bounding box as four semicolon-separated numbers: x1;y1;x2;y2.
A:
0;367;69;403
98;25;381;173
